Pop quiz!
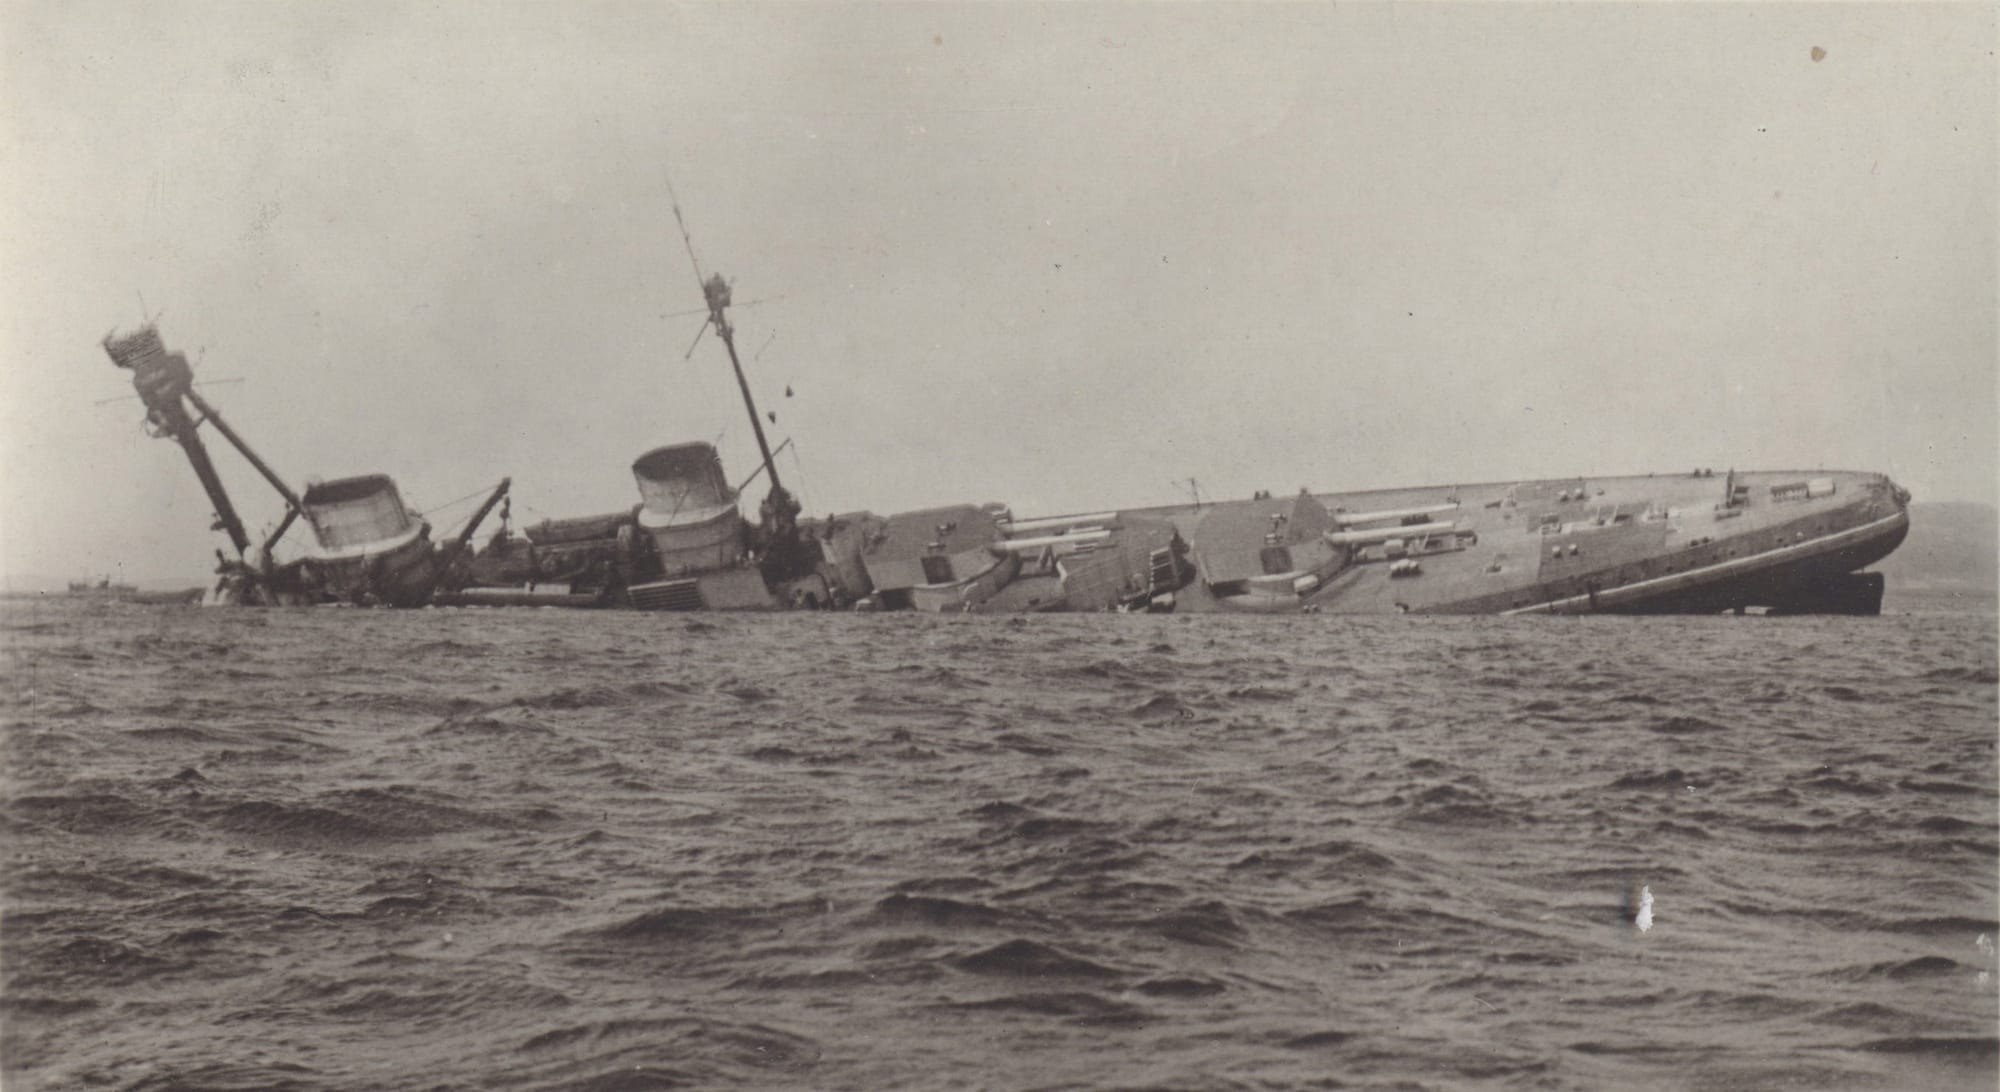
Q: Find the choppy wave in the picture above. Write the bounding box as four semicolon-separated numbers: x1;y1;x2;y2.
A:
2;599;1994;1090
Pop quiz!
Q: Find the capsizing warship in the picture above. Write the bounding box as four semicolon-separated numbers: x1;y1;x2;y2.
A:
100;199;1909;615
99;302;1910;617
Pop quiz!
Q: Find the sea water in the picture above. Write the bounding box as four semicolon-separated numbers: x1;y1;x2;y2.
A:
3;598;1994;1090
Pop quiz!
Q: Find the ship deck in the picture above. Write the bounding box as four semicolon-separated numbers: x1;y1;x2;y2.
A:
1035;469;1908;614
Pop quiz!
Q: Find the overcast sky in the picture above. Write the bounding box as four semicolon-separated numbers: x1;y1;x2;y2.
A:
3;2;1993;584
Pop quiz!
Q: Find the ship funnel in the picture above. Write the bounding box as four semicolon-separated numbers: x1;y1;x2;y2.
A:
631;442;746;573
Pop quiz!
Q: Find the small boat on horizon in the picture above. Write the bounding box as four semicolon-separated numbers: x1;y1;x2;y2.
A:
66;576;139;597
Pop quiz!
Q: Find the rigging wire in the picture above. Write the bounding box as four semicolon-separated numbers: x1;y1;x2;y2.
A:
93;378;242;407
785;439;816;510
435;503;498;542
416;480;507;519
681;319;709;360
664;295;785;321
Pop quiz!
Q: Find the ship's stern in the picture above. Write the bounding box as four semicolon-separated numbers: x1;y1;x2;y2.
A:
1852;473;1913;571
1759;473;1910;614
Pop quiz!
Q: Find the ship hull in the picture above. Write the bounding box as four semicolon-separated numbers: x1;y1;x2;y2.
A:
1062;468;1913;616
438;468;1913;615
1500;509;1907;616
188;458;1920;616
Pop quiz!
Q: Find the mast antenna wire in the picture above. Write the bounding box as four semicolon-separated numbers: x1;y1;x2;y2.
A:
664;170;709;295
662;168;724;447
661;163;783;496
665;169;731;377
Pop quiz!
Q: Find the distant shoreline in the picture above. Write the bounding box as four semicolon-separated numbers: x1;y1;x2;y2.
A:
0;587;206;605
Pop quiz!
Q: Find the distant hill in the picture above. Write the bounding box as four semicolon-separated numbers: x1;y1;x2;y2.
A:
1875;502;1997;592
